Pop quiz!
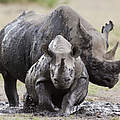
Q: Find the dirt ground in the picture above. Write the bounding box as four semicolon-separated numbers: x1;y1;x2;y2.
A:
0;0;120;119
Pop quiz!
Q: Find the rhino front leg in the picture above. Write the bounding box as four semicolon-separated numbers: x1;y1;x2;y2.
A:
61;77;89;115
35;81;59;112
2;72;19;106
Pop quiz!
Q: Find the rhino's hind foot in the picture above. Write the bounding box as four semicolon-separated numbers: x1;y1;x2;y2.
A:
101;20;114;33
2;72;19;107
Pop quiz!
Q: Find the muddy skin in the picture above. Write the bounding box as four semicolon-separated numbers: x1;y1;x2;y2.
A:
0;5;120;107
24;36;89;115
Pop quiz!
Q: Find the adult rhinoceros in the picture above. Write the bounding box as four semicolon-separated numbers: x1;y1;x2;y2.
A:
0;6;119;106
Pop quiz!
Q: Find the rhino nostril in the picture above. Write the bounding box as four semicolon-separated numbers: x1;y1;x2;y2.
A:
65;78;70;82
54;78;58;82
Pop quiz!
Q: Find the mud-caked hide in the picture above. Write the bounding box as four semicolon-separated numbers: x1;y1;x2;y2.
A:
25;35;89;114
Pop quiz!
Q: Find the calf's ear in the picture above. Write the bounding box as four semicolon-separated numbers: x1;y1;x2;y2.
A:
71;46;80;58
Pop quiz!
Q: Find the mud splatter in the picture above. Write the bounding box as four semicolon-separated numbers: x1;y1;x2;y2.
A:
0;101;120;117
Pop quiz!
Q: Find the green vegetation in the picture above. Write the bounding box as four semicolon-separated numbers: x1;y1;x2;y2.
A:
88;83;100;96
0;115;76;120
0;74;3;81
0;0;68;7
111;117;120;120
0;114;41;120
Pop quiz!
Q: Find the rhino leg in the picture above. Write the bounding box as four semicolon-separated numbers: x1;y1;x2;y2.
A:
101;20;114;49
2;72;19;106
61;77;88;115
35;82;58;112
23;93;38;113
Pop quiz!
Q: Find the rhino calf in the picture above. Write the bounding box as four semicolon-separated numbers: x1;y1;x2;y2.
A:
24;35;89;115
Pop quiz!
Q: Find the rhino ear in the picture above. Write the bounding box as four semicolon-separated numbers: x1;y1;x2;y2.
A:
41;43;54;57
71;46;80;58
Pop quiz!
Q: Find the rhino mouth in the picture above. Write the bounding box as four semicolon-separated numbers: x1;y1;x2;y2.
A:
53;80;72;89
78;19;120;88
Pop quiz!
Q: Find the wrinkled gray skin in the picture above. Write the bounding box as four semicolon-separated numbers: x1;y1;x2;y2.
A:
25;35;89;115
0;6;120;107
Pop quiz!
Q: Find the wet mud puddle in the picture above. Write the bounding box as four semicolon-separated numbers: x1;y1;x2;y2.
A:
0;101;120;117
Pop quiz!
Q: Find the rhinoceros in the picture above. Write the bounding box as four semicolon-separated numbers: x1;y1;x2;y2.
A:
0;6;119;107
24;35;89;114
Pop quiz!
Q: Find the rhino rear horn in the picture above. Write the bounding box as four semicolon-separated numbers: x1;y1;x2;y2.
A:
103;41;119;60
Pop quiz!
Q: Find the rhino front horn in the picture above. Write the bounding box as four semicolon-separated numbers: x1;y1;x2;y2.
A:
103;41;119;60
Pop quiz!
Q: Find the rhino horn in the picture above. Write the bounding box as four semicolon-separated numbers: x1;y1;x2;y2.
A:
78;20;120;88
103;41;119;60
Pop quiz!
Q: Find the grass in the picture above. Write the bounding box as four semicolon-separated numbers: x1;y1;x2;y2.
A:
111;117;120;120
0;114;41;120
0;0;68;7
88;83;101;96
88;80;120;96
0;114;83;120
0;114;120;120
0;74;3;81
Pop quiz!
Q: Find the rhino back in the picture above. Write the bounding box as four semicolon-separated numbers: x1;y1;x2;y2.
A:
0;7;84;81
0;6;102;82
0;11;46;81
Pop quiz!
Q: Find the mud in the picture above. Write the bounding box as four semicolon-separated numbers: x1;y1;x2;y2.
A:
0;102;23;114
0;101;120;118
